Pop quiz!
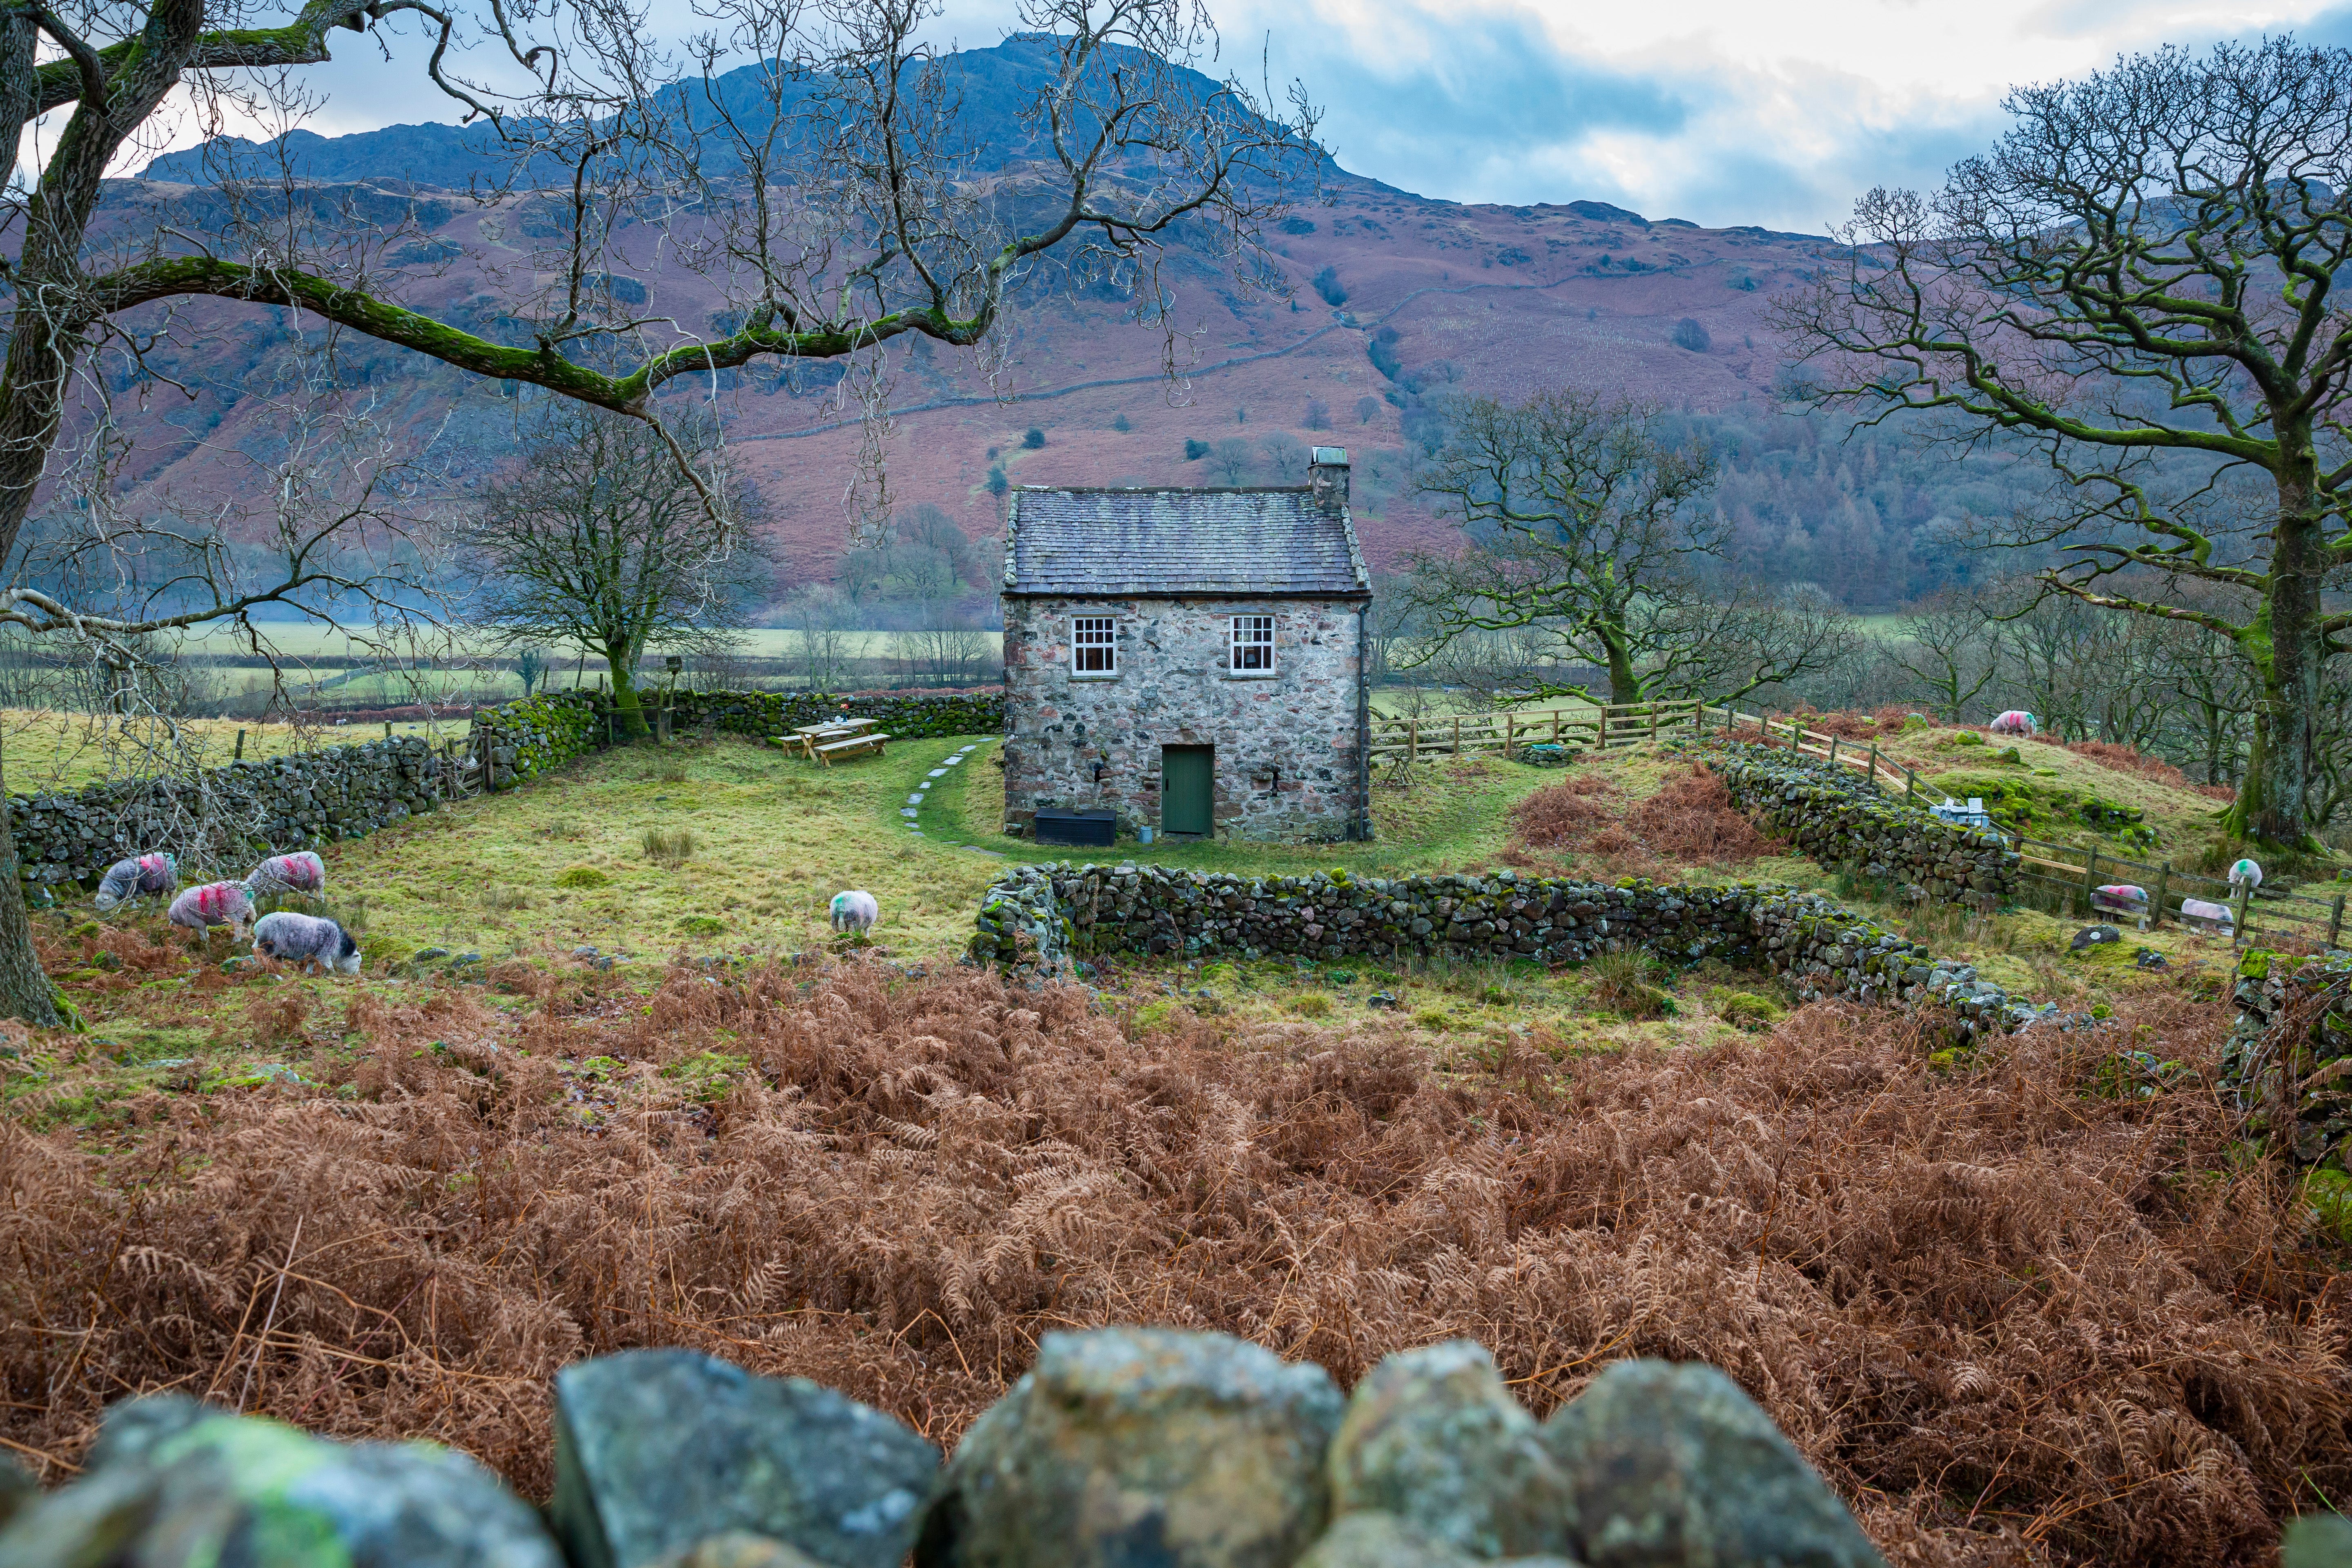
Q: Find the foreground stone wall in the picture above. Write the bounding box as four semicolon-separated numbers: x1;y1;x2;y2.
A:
0;1330;1891;1568
2223;949;2352;1167
969;863;2047;1038
1713;743;2018;905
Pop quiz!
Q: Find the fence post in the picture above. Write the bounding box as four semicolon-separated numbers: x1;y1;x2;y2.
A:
1550;710;1561;746
2153;861;2172;929
1502;712;1514;760
2232;880;2251;947
2080;848;2099;920
1866;742;1878;784
1408;718;1418;765
1827;734;1840;769
1904;766;1917;805
1648;703;1659;743
2330;892;2345;950
233;728;246;761
1452;714;1462;755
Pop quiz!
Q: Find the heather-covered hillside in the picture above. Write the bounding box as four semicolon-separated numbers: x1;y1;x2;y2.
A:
103;38;2027;606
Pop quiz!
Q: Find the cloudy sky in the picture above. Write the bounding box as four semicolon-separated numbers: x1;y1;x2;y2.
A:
272;0;2352;233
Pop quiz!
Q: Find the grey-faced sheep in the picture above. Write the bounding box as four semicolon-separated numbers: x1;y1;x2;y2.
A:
244;851;325;898
168;881;255;943
252;911;362;975
2229;858;2263;893
94;852;176;912
830;890;879;935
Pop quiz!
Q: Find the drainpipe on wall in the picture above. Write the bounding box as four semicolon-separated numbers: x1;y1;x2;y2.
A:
1355;600;1373;842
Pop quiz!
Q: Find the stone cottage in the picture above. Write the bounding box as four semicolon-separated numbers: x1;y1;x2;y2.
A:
1000;448;1373;844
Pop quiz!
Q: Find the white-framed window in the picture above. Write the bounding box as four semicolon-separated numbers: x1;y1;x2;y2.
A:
1072;616;1118;675
1231;614;1275;673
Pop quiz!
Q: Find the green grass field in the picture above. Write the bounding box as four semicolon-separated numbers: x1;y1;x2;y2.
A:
0;710;458;793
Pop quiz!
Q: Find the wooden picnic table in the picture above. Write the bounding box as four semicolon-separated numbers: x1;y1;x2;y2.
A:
787;717;878;759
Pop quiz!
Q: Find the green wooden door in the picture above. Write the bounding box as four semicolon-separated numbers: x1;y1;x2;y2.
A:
1162;746;1214;835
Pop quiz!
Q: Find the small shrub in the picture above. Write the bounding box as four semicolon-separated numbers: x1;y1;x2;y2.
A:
1713;990;1784;1031
1020;427;1046;449
1110;412;1131;432
641;828;696;867
1355;396;1380;424
677;914;725;937
1412;1006;1452;1031
1302;399;1332;430
1290;992;1334;1018
655;758;689;784
1312;266;1347;306
481;886;537;915
1589;950;1672;1019
1184;438;1209;460
1670;317;1711;352
555;865;610;890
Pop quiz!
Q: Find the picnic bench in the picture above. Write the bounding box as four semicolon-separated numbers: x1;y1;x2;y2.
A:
773;717;880;760
813;731;889;766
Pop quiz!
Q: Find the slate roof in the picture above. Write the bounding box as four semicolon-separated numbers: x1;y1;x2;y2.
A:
1003;486;1370;598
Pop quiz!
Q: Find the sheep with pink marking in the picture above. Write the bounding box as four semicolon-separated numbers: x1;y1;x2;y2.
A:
243;851;325;899
1988;710;2039;737
168;881;254;944
94;852;176;913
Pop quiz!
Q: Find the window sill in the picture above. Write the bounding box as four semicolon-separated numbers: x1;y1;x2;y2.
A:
1221;668;1279;680
1071;671;1123;682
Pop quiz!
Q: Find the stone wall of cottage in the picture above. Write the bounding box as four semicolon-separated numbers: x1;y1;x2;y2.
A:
1000;595;1368;843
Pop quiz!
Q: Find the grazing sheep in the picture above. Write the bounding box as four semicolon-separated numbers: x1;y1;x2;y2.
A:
252;911;362;975
830;890;879;935
2093;883;2149;913
168;882;255;943
94;852;176;912
2229;858;2263;893
1988;710;2039;737
244;851;325;898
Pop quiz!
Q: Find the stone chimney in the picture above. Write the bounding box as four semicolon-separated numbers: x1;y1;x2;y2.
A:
1308;446;1350;511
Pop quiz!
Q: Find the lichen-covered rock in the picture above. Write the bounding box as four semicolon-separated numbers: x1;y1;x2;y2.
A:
1329;1341;1571;1558
1540;1361;1884;1568
1295;1512;1588;1568
552;1349;938;1568
916;1327;1344;1568
0;1395;562;1568
2283;1511;2352;1568
651;1533;835;1568
0;1457;31;1532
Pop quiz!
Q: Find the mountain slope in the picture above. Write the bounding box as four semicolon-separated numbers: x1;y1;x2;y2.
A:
109;38;1983;606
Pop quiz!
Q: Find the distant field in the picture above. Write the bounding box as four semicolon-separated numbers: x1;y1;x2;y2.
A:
0;710;456;793
172;626;1003;663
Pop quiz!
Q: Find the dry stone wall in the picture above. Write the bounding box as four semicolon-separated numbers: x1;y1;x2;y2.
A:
2223;949;2352;1167
0;1330;1892;1568
9;739;457;892
1713;743;2018;904
968;863;2050;1038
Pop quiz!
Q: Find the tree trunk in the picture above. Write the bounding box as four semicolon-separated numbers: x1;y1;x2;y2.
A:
0;748;62;1028
607;651;652;740
2228;510;2326;849
1600;621;1639;705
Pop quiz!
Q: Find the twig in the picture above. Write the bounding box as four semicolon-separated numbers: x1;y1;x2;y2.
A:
235;1217;302;1415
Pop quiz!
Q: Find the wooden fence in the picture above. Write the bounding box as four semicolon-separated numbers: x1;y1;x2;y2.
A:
1374;697;2349;948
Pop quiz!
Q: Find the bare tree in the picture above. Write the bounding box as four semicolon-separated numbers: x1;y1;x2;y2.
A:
461;406;772;736
0;0;1319;1023
1889;585;2001;721
1775;37;2352;847
786;584;855;691
1258;429;1307;480
1208;436;1256;484
1403;390;1855;703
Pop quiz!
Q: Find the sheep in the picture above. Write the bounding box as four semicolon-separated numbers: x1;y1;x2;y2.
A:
1988;710;2039;737
252;911;362;976
2229;858;2263;893
168;882;255;944
94;851;176;912
829;890;879;935
244;851;325;899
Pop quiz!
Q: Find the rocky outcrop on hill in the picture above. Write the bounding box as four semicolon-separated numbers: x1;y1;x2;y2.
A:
0;1332;1888;1568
